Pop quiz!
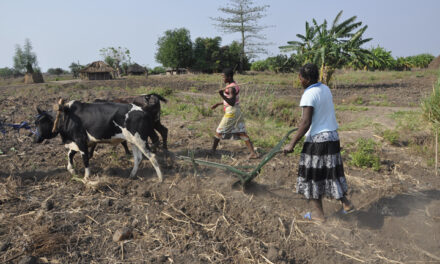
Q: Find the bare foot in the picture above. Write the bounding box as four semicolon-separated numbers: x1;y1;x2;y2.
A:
247;153;259;159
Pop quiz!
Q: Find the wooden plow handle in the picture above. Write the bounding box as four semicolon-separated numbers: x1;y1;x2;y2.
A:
177;128;298;186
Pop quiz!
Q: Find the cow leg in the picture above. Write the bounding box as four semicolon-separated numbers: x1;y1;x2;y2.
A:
67;149;77;174
155;121;168;149
129;144;143;178
121;141;130;155
132;139;163;182
89;143;97;159
77;142;90;181
149;130;160;153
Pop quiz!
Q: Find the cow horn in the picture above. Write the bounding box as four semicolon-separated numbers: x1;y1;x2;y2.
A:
52;98;65;133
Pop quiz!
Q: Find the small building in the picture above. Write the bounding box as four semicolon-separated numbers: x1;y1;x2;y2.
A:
127;63;147;76
79;61;115;80
165;67;187;75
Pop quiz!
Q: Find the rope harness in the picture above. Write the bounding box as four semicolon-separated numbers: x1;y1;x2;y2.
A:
178;128;298;186
0;119;39;136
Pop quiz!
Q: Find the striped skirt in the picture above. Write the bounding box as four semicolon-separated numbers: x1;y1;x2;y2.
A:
296;130;348;200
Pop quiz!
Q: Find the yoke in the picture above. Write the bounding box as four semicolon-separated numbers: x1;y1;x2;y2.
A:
178;128;298;186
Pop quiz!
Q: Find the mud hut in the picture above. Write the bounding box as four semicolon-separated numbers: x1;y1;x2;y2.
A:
165;68;187;75
24;72;44;84
127;63;147;76
79;61;115;80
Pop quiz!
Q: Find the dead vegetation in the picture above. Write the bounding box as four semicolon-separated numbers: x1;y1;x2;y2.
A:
1;71;440;263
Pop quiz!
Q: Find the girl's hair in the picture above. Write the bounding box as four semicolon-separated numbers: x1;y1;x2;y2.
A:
222;68;234;79
299;63;319;83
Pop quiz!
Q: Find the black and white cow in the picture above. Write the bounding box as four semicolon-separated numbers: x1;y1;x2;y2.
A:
34;99;163;182
91;93;169;156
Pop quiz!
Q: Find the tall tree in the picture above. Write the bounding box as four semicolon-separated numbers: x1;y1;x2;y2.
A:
192;37;222;73
99;47;131;76
155;28;193;70
13;38;38;73
211;0;270;72
280;11;372;84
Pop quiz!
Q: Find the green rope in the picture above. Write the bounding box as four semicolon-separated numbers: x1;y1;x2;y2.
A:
177;128;298;185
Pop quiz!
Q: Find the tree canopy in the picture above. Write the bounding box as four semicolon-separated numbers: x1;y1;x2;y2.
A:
13;38;39;74
280;10;372;83
211;0;270;72
155;28;193;69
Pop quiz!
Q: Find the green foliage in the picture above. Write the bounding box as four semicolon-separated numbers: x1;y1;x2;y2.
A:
422;71;440;128
149;66;166;75
155;28;193;69
0;67;18;78
13;38;38;73
250;60;269;71
219;41;250;71
47;68;68;75
405;54;435;68
69;62;83;78
211;0;270;71
100;47;131;68
280;10;372;84
192;37;222;73
381;129;399;145
148;87;174;97
390;110;423;132
349;138;380;171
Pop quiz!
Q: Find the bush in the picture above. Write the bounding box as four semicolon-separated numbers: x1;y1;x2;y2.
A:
149;66;166;75
47;68;68;75
349;138;380;171
250;60;269;71
382;129;399;145
0;67;16;78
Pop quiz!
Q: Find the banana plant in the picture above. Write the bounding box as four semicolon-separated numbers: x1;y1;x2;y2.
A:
280;10;372;84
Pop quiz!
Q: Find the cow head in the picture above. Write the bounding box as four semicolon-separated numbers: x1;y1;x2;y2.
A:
34;107;57;143
142;93;167;121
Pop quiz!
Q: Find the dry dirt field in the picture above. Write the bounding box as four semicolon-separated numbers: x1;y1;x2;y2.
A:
0;72;439;264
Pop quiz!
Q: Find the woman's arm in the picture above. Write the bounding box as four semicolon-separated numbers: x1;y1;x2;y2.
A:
283;106;313;153
219;87;236;106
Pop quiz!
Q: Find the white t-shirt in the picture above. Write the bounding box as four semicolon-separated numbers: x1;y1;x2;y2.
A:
299;82;338;137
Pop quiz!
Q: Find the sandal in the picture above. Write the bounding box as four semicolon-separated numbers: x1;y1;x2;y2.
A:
303;212;325;223
341;205;355;214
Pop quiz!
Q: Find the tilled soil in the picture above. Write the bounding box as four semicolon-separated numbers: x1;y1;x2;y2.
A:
0;74;439;263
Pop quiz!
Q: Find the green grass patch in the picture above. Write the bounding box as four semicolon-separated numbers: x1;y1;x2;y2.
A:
390;110;424;132
335;105;369;112
349;138;381;171
381;129;400;145
339;117;375;131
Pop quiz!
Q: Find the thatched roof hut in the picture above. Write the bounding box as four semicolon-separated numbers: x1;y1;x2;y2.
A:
79;61;115;80
127;63;147;75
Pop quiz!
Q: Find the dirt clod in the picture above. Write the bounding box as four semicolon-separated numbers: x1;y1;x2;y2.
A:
112;227;133;242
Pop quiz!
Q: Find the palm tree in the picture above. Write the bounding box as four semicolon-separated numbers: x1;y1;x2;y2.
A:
280;11;372;84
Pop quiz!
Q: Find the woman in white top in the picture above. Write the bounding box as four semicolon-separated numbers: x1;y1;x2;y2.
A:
283;63;353;222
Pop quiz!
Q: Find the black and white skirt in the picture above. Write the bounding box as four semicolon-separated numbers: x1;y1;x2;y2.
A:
296;130;348;200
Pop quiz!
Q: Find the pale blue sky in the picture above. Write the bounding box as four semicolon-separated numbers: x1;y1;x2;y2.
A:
1;0;439;71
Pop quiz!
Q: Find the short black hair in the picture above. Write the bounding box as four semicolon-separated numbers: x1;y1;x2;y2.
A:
299;63;319;83
222;68;234;79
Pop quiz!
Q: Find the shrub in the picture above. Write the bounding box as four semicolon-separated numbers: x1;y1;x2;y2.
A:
250;60;269;71
349;138;380;171
382;129;399;145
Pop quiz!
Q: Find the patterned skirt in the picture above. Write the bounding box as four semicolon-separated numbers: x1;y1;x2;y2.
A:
296;130;348;200
216;105;247;140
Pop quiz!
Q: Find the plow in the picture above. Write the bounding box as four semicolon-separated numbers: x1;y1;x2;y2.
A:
177;128;298;186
